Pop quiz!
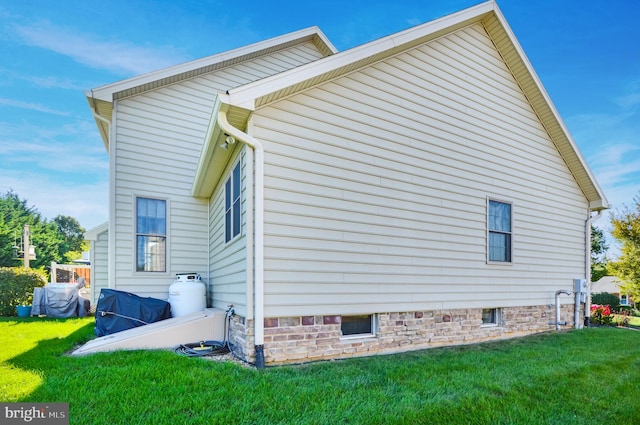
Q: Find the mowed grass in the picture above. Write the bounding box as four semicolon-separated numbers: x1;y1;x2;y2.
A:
2;317;640;425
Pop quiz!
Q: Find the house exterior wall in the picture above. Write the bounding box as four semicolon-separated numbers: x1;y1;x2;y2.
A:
108;42;328;300
90;229;108;306
208;147;251;317
249;22;588;319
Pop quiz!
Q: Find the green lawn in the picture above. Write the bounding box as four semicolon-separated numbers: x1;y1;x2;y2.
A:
2;317;640;425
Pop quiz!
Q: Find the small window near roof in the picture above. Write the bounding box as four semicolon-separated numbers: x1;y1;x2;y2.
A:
341;315;375;337
482;308;500;326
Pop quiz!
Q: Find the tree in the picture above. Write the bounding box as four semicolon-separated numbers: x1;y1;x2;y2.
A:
53;215;88;262
0;190;87;273
591;225;609;282
609;194;640;301
0;190;41;267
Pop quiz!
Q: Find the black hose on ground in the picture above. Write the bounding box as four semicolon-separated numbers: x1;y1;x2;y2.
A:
174;340;229;357
174;305;255;364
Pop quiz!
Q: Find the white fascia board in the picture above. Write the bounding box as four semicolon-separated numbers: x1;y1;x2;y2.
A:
87;26;334;102
227;1;496;109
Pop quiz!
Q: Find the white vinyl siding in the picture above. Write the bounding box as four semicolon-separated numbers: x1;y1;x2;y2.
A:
209;149;249;316
110;42;324;299
90;229;108;306
252;23;588;317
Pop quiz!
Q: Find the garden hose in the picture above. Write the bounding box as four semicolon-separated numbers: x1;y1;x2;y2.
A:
175;306;239;360
174;340;229;357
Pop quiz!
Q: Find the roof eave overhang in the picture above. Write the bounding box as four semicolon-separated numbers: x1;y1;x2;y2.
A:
88;26;337;104
226;1;496;110
482;6;609;211
85;222;109;240
85;94;112;152
226;0;608;211
191;94;252;198
85;26;336;156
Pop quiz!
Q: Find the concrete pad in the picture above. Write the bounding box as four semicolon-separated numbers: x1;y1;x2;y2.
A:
72;308;227;355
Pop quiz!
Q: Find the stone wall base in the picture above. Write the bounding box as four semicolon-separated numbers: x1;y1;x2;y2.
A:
231;304;576;365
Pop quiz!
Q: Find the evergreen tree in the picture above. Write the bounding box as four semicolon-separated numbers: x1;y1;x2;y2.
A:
0;191;86;272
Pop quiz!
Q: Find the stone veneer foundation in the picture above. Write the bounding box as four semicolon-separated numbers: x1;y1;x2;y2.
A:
229;304;577;365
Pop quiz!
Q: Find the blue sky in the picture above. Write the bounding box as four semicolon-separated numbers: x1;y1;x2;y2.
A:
1;0;639;250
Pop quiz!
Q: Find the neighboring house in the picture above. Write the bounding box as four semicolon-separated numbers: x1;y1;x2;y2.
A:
85;1;608;365
591;276;633;307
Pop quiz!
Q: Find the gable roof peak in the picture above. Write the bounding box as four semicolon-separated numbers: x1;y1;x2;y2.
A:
86;25;337;103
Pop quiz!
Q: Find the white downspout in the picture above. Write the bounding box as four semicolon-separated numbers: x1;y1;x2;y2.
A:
583;209;604;327
91;108;111;128
89;100;114;295
216;109;265;368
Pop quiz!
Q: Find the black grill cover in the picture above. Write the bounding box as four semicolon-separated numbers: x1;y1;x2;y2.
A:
95;289;172;337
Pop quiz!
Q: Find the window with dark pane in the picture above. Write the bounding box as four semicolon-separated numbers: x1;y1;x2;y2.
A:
482;308;500;325
136;197;166;272
341;315;374;336
488;200;512;262
225;161;241;243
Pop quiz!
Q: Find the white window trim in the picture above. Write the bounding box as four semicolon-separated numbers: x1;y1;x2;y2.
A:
487;197;513;265
340;314;377;340
481;308;502;327
224;159;242;244
133;195;170;276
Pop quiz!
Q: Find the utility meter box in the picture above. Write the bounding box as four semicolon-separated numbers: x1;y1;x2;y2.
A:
573;278;588;303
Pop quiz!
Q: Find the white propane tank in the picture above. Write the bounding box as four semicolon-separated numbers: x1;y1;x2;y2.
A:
168;273;206;317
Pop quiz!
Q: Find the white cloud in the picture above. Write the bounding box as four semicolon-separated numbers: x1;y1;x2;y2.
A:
0;118;108;172
588;143;640;209
615;79;640;111
0;115;109;231
11;21;188;75
0;171;108;231
0;97;70;116
20;74;85;91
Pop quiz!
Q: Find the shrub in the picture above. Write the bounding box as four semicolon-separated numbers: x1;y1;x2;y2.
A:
618;305;633;314
590;304;613;325
614;310;631;327
0;267;47;316
591;292;621;311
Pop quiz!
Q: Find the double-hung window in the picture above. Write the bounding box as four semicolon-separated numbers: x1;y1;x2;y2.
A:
488;199;512;263
136;197;167;272
225;161;241;243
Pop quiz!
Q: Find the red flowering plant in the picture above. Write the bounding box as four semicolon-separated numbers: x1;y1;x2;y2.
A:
590;304;613;325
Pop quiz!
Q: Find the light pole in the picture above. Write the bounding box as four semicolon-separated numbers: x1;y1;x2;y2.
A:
23;225;30;269
11;225;34;269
